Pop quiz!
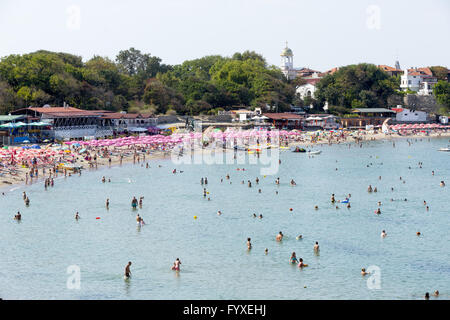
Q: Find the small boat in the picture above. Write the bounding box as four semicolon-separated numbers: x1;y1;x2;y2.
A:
292;147;306;153
438;148;450;152
308;150;322;155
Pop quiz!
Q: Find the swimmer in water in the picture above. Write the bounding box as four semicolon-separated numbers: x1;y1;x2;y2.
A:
298;258;308;268
106;198;109;209
314;241;319;252
217;210;222;215
247;238;252;250
374;187;377;193
433;290;439;297
290;252;298;264
102;176;106;183
416;232;421;236
258;189;261;193
258;214;263;219
253;213;257;218
290;179;296;186
14;211;22;220
377;201;382;206
367;185;373;192
265;248;268;255
347;202;351;208
124;261;132;279
276;231;283;242
361;268;369;276
171;258;181;271
331;194;335;203
425;292;430;300
375;208;381;215
296;235;303;240
381;230;387;238
75;212;80;220
131;196;138;208
440;181;445;187
314;205;319;210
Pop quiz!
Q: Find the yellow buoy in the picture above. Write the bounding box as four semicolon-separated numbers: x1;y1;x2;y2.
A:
194;216;197;219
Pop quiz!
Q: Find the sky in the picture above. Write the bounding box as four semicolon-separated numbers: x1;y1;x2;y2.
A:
0;0;449;72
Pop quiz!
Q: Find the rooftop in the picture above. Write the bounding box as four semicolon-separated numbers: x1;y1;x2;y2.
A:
263;113;304;120
352;108;395;113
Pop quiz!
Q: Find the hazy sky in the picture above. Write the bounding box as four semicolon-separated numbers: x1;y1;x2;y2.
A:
0;0;448;71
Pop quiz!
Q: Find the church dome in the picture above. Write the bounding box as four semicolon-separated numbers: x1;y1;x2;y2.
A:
281;47;293;57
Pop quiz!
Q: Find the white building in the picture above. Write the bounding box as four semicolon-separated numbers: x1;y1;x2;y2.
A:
400;67;437;93
396;108;427;122
295;74;322;99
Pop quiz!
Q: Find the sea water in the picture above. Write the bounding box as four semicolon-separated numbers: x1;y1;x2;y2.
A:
1;137;449;299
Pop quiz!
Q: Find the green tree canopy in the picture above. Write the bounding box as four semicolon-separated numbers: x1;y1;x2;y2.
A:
314;63;400;110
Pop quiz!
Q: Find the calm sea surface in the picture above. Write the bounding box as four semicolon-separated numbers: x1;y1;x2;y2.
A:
1;137;449;299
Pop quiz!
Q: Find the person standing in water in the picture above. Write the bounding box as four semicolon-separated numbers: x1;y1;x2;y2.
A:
106;198;109;210
124;261;132;279
131;197;138;209
171;258;181;271
247;238;252;250
290;252;298;264
314;241;320;252
276;231;283;242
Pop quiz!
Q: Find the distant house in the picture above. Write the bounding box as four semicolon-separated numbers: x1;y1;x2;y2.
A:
296;67;322;78
296;74;322;99
395;108;427;122
378;65;403;77
400;67;437;94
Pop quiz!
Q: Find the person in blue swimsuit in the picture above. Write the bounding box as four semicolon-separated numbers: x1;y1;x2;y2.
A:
131;196;138;209
290;252;298;264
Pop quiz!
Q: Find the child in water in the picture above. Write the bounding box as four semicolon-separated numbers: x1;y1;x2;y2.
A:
171;258;181;271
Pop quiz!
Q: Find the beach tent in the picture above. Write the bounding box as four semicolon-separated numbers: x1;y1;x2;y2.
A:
0;122;19;128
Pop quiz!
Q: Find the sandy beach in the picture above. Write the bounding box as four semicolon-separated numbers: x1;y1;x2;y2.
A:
1;129;449;189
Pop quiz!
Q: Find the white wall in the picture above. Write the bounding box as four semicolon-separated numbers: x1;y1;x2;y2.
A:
396;109;427;122
296;83;316;99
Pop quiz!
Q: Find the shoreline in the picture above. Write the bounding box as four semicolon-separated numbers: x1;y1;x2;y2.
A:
1;131;449;192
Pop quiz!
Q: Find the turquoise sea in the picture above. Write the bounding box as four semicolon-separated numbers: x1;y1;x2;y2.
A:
1;137;449;299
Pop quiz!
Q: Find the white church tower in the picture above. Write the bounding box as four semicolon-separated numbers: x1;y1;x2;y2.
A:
280;41;296;80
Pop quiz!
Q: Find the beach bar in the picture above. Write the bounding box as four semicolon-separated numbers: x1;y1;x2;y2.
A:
263;113;304;130
340;108;396;129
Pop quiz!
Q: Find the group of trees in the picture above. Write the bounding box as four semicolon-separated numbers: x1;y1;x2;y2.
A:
0;48;448;116
433;81;450;114
313;63;401;114
0;48;171;115
0;49;294;115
